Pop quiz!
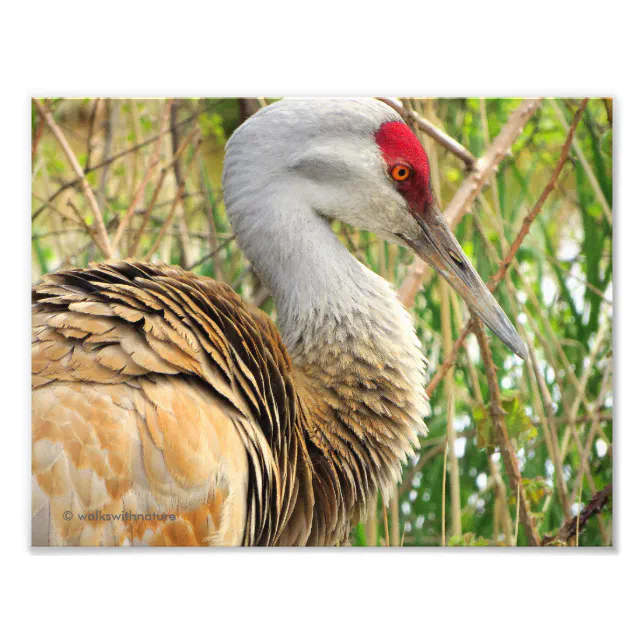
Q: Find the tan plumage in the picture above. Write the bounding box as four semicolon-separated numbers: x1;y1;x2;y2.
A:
32;261;421;546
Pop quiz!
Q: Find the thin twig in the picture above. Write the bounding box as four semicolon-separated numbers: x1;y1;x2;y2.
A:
197;153;224;279
65;199;94;238
143;134;202;261
32;108;46;165
33;98;114;258
186;235;237;272
84;98;100;174
31;106;217;222
128;127;199;258
112;99;173;251
127;167;169;257
169;101;193;267
550;99;612;224
96;99;114;214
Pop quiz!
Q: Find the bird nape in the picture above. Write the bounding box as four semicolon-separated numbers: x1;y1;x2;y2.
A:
32;98;524;546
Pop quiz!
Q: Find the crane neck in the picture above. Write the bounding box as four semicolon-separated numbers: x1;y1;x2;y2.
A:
228;196;429;540
227;192;413;361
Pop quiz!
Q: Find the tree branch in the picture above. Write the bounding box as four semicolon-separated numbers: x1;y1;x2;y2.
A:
542;484;612;546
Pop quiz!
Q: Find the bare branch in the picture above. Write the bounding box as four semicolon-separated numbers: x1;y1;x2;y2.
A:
543;484;612;546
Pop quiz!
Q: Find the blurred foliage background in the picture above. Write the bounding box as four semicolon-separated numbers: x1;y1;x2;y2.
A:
31;97;613;546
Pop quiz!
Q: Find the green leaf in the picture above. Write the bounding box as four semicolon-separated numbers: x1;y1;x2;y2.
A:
505;396;537;446
474;393;536;452
522;477;552;505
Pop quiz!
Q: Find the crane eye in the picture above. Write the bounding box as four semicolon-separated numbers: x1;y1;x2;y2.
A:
391;164;412;181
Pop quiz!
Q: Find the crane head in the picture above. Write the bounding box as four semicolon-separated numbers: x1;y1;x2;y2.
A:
224;99;526;360
374;119;527;360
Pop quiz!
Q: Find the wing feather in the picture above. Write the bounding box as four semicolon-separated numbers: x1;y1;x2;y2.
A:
32;261;311;546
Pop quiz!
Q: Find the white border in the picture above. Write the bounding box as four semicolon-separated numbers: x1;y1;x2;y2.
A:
3;1;642;640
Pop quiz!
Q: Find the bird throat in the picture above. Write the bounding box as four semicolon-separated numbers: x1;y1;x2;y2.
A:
284;251;429;539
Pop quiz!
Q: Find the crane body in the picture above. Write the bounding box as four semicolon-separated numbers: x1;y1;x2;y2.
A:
32;99;524;546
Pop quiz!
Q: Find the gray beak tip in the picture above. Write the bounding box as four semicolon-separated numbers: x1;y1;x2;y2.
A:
407;204;529;363
487;311;528;362
514;340;528;362
499;320;528;362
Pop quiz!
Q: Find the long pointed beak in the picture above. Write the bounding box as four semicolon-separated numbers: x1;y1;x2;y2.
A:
405;201;527;361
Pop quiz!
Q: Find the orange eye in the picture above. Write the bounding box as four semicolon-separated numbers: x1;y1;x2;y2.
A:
391;164;411;181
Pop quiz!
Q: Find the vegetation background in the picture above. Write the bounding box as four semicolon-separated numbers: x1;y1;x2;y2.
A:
31;97;613;546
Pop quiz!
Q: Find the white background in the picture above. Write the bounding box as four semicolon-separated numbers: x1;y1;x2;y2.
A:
1;1;639;641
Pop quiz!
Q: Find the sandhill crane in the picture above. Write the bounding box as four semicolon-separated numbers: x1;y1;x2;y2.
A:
32;99;525;546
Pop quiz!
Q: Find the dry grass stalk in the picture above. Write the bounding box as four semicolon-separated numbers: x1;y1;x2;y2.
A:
441;283;461;538
525;341;571;519
365;513;377;547
31;106;210;223
424;99;590;400
112;100;173;251
389;487;400;547
550;99;613;224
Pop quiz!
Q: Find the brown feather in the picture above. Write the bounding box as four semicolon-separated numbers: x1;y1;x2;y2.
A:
32;261;423;546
